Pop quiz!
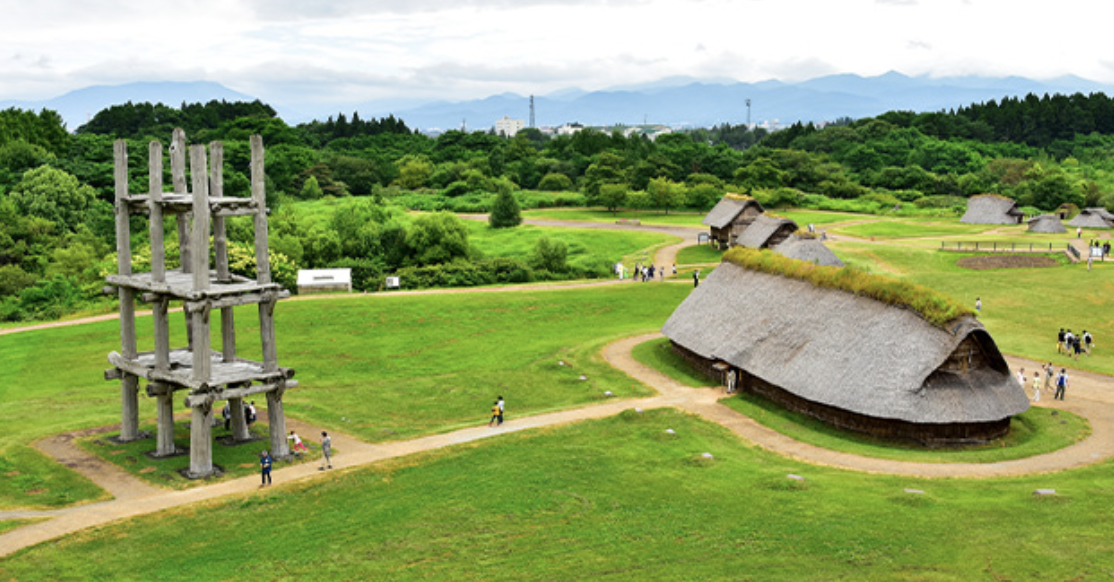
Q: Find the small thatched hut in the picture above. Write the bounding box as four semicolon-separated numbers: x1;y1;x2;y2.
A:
662;259;1029;446
1027;214;1066;234
702;194;765;248
735;214;798;250
960;195;1024;225
772;235;844;267
1067;208;1114;229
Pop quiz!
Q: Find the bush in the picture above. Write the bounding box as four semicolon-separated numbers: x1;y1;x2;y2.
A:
489;189;522;228
530;236;569;273
537;173;574;191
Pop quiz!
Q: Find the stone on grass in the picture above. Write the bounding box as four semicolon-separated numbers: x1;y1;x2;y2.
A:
787;474;805;481
635;407;643;414
604;390;613;397
1033;489;1057;496
904;488;925;494
701;452;714;459
558;361;566;366
665;428;676;435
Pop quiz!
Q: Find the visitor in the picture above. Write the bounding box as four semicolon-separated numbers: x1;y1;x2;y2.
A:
648;265;655;281
488;400;501;427
259;450;272;487
287;431;307;456
222;404;231;431
319;432;333;470
1077;226;1083;238
1057;328;1066;354
1044;362;1055;395
975;297;981;314
693;270;700;288
659;266;665;281
1104;242;1111;258
497;395;505;426
1072;334;1082;361
1031;371;1042;402
1083;330;1093;356
1016;368;1026;387
1054;368;1069;400
672;264;677;276
726;368;737;394
246;401;257;426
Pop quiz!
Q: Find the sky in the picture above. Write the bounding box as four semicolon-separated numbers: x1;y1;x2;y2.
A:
3;0;1113;111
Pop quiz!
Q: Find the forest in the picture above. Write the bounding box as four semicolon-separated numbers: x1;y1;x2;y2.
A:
3;90;1114;321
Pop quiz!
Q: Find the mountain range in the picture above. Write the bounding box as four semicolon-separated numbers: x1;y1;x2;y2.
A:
3;73;1112;133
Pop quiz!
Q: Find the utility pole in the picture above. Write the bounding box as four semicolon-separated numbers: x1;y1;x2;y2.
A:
746;98;752;127
529;95;535;128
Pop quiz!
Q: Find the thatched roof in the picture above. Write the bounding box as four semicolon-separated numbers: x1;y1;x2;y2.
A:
735;214;798;249
702;195;764;229
1027;214;1066;234
1067;208;1114;228
773;235;844;267
960;195;1024;224
661;263;1029;424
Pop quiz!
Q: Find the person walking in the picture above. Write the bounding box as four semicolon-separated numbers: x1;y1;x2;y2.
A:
1057;328;1066;354
1077;226;1083;239
1072;334;1082;361
497;395;505;426
693;270;700;288
1083;330;1093;356
1054;368;1069;400
222;404;231;431
488;400;501;427
975;297;981;314
1044;362;1055;395
319;431;332;470
259;450;272;487
1031;371;1042;402
1016;368;1026;388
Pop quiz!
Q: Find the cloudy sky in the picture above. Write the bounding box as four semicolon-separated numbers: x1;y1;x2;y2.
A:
3;0;1112;110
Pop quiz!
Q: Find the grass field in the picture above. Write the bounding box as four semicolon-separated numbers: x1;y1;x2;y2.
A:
4;409;1113;580
463;220;679;271
523;208;707;228
0;284;690;508
674;243;723;265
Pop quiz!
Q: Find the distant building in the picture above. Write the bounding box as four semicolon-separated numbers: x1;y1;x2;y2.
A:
494;116;525;137
296;269;352;294
556;123;585;136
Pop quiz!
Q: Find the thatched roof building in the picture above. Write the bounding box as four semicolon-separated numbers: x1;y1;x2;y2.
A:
702;195;765;248
772;235;844;267
735;214;798;250
662;261;1029;445
960;195;1024;225
1067;208;1114;229
1027;214;1066;234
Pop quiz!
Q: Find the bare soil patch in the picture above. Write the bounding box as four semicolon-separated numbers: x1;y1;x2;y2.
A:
957;255;1058;270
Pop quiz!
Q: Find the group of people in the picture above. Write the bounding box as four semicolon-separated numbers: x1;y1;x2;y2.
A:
625;263;675;282
259;430;333;487
1057;328;1093;361
220;401;258;431
1017;363;1070;402
488;396;505;427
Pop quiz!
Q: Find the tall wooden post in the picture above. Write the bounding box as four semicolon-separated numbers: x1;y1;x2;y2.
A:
267;386;290;458
229;396;251;441
114;140;140;441
189;145;212;386
149;141;166;283
153;384;176;457
188;402;214;477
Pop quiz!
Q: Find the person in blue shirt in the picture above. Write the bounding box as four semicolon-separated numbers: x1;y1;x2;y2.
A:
260;450;272;487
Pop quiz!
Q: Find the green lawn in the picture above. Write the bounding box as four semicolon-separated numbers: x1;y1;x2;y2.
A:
775;209;882;226
464;221;679;271
674;243;723;265
523;208;707;228
0;284;691;509
4;409;1113;580
831;218;997;239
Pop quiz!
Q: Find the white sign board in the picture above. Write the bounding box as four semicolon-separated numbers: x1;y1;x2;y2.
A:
385;276;401;289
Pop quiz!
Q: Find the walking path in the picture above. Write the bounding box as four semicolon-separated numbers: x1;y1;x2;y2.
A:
4;331;1114;558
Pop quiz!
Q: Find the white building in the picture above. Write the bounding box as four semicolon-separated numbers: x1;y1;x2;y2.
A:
494;116;526;137
296;269;352;294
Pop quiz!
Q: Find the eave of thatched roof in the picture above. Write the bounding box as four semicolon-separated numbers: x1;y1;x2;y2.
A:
702;195;764;228
1027;214;1066;233
960;195;1024;224
735;214;798;249
1067;208;1114;228
773;235;845;267
661;263;1029;424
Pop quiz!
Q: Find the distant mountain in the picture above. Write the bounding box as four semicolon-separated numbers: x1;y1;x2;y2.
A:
4;72;1113;134
383;72;1114;131
0;81;257;131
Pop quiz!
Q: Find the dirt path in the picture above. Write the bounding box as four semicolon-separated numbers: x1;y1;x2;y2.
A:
6;332;1114;558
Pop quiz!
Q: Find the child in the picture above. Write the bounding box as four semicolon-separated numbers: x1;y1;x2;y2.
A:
287;431;308;456
488;401;500;427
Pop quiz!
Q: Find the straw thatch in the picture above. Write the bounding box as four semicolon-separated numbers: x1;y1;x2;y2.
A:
960;195;1024;224
1026;214;1066;234
702;195;764;229
772;235;844;267
735;214;799;249
1067;208;1114;228
662;262;1028;444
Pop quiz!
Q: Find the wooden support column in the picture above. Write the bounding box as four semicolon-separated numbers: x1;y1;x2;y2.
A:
250;135;270;286
189;145;212;386
229;396;251;441
155;391;176;456
188;402;214;478
149;141;166;283
114;140;141;442
267;386;290;459
259;298;278;374
171;130;193;349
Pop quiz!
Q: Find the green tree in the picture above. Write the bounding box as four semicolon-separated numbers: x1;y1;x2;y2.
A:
300;175;324;199
647;177;684;214
582;152;627;202
404;212;470;266
7;166;96;231
488;190;522;229
396;155;434;189
530;236;568;273
598;183;628;214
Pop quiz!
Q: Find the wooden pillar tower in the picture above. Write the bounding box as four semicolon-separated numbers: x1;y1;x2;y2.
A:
105;130;297;479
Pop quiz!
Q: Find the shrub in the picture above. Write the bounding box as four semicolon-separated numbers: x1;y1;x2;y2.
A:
537;173;574;192
489;189;522;228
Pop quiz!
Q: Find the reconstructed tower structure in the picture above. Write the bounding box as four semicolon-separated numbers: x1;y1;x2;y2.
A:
104;129;297;478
